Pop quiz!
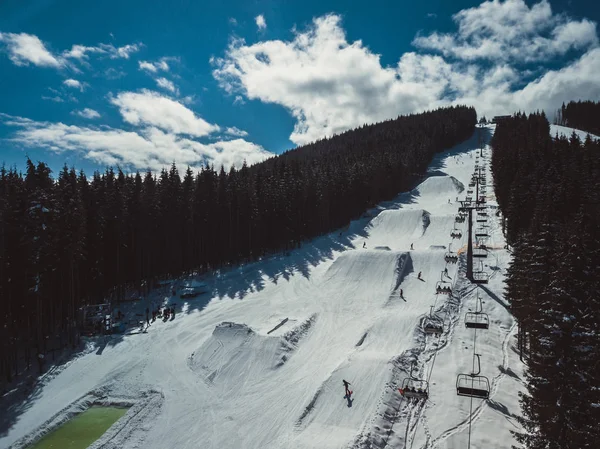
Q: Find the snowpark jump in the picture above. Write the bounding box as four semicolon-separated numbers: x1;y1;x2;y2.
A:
3;125;530;449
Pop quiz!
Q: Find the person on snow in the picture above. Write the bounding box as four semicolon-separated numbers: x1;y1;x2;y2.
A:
418;271;422;280
343;379;352;396
410;243;414;250
400;289;404;299
363;242;366;248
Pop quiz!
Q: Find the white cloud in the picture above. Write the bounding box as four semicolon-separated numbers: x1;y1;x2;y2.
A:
63;79;84;91
413;0;598;62
63;44;103;60
255;15;267;31
42;95;65;103
139;61;158;72
72;108;101;119
110;90;219;137
225;126;249;137
229;18;238;26
155;77;178;93
0;32;63;67
233;95;246;105
139;59;171;74
63;42;141;61
0;113;271;171
213;11;600;145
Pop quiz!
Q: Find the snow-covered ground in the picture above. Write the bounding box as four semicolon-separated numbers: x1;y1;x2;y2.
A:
2;124;527;449
550;124;599;141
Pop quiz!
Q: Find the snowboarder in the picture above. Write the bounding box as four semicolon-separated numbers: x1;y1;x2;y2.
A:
410;243;413;250
363;242;366;248
400;289;403;299
343;379;352;397
418;271;422;280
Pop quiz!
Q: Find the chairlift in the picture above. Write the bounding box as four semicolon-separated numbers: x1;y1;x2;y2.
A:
435;279;452;295
465;295;489;329
451;228;462;239
455;214;465;223
472;261;489;284
401;363;429;400
472;246;487;258
456;354;490;399
476;217;487;223
424;307;444;336
475;228;488;238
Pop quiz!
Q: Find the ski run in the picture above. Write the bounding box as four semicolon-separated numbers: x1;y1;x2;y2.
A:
8;123;585;449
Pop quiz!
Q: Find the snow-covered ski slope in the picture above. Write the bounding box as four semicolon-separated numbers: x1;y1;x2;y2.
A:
4;124;529;449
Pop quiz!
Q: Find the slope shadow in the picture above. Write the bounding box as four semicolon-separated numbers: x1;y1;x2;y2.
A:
0;364;54;438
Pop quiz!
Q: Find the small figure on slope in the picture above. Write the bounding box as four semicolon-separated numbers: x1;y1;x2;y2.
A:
418;271;422;280
343;379;352;397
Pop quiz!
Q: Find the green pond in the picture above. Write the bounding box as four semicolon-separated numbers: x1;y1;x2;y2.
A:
28;406;129;449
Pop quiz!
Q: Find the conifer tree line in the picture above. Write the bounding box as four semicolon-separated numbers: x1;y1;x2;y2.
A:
0;105;476;382
490;112;600;448
555;100;600;136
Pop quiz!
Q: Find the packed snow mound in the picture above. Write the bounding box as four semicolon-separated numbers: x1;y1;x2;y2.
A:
324;250;401;289
367;209;428;242
412;175;464;197
188;322;281;389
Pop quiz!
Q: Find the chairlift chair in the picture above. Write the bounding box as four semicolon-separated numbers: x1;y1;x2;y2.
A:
475;228;488;238
465;312;489;329
472;261;489;284
401;363;429;400
455;214;465;223
435;280;452;295
465;295;489;329
424;306;444;336
472;247;487;258
451;228;462;239
456;355;490;399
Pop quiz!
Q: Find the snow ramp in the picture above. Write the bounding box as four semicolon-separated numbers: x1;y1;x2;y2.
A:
412;175;464;198
366;209;428;249
188;322;282;392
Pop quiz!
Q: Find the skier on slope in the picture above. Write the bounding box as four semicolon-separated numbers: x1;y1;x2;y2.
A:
343;379;352;397
418;271;422;280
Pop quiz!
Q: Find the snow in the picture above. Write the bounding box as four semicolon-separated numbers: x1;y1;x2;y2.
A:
2;124;527;449
550;124;599;141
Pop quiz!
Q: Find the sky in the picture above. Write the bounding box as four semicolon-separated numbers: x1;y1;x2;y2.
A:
0;0;599;176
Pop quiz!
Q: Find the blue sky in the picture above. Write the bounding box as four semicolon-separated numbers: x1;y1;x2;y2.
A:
0;0;599;175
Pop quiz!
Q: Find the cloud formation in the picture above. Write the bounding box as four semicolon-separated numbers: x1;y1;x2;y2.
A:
213;5;600;145
413;0;598;62
72;108;101;119
155;77;178;93
63;79;85;91
0;32;63;67
110;90;219;137
139;59;170;73
1;113;270;172
255;15;267;31
0;31;142;71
